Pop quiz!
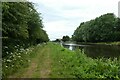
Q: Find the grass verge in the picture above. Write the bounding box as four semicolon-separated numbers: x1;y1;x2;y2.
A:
2;42;120;78
2;43;46;78
48;42;120;78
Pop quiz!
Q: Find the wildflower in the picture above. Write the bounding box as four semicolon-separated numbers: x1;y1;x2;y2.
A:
20;48;24;51
10;52;13;55
28;60;30;62
37;44;41;46
11;65;14;67
25;52;27;54
14;58;16;61
16;53;20;55
26;49;29;51
18;56;21;58
61;59;63;61
6;52;8;54
9;56;12;58
12;55;15;57
6;66;8;68
4;46;8;49
6;59;11;62
29;50;32;52
16;49;19;51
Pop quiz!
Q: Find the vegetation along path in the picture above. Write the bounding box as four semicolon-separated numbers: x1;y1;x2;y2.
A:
9;44;51;78
4;42;120;78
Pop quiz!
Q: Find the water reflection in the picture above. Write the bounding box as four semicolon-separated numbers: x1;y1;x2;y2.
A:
69;45;73;50
63;43;120;58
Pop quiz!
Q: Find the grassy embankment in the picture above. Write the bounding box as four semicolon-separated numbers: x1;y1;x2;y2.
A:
2;43;48;77
2;42;120;78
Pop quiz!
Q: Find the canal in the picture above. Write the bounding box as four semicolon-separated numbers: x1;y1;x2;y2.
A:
63;42;120;58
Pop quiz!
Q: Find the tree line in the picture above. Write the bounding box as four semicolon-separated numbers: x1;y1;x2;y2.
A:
53;35;70;42
72;13;120;42
2;2;49;57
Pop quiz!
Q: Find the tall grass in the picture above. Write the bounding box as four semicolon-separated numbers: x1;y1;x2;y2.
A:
49;42;120;79
2;43;45;77
2;42;120;78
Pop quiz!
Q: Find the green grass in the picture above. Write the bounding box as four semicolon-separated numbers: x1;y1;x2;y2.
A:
48;42;120;78
2;42;120;78
2;43;46;77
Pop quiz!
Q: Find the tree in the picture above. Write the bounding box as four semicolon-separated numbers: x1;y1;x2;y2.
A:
62;35;70;42
2;2;49;57
72;13;120;42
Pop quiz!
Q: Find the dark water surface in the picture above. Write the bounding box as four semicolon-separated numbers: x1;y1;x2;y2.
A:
63;43;120;58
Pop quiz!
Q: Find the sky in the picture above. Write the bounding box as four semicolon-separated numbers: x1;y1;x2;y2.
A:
28;0;119;40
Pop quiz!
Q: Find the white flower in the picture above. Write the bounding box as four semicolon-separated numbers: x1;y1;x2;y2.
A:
25;52;27;54
6;66;8;68
20;48;24;51
18;56;21;58
28;49;32;52
26;49;29;51
10;52;13;55
14;58;16;61
12;55;15;57
6;59;11;62
61;59;63;61
11;65;14;67
28;60;30;62
6;52;8;54
5;46;8;49
16;49;19;51
17;53;21;55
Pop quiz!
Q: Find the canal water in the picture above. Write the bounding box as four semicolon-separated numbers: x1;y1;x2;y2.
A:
63;43;120;58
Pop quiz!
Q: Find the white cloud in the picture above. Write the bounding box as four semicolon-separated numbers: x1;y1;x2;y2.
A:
43;20;76;40
29;0;119;40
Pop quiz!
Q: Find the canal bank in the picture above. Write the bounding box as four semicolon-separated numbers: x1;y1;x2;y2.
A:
88;42;120;46
3;42;120;78
62;41;120;58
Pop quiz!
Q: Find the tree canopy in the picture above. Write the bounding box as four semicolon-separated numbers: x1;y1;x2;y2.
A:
72;13;120;42
62;35;70;42
2;2;49;57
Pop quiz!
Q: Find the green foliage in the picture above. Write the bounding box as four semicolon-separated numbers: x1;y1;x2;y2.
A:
2;42;120;78
49;43;120;79
2;2;49;57
2;46;34;77
62;35;70;42
53;39;61;42
73;13;120;42
2;43;46;77
2;2;29;39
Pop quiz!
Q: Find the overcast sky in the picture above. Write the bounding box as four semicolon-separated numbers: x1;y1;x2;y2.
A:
29;0;119;40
